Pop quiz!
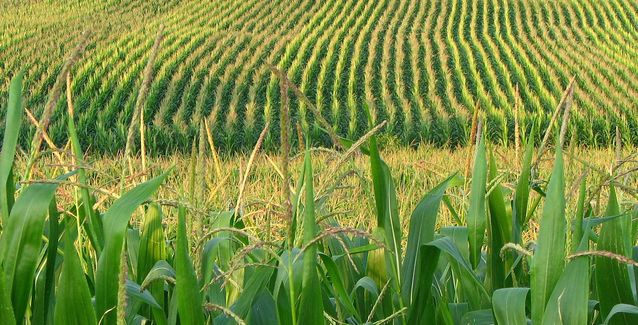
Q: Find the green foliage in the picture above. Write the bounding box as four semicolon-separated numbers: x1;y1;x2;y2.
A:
2;0;636;152
1;66;638;325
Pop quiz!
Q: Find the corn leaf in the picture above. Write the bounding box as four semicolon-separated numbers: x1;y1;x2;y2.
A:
141;260;176;290
32;199;61;325
428;237;490;309
541;254;589;325
531;145;566;325
0;173;68;323
468;135;487;269
137;203;168;324
402;173;457;305
95;170;170;325
216;265;275;325
461;309;494;324
54;220;98;325
604;304;638;324
298;149;324;324
595;184;636;324
407;244;441;324
250;289;279;325
125;279;161;309
0;264;15;325
492;288;529;325
175;206;205;325
513;125;535;242
487;148;512;290
571;175;587;253
369;136;402;294
0;72;23;222
319;253;359;321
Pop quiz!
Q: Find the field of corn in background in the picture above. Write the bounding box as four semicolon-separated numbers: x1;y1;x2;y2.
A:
2;0;638;325
2;0;638;152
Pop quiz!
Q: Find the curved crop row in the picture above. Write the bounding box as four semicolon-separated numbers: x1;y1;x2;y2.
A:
2;0;638;151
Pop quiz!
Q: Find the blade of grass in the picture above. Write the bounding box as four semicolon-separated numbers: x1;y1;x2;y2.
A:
24;32;90;179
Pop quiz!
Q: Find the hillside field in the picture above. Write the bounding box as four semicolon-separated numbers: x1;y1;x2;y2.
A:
2;0;638;153
4;1;638;324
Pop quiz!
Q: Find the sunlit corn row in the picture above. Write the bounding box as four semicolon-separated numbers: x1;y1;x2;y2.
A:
2;0;638;153
2;50;638;325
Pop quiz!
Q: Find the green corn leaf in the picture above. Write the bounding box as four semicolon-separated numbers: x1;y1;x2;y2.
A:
250;289;279;325
319;253;359;321
487;148;512;290
595;184;636;324
352;276;379;298
216;265;275;325
407;244;441;324
0;72;23;223
274;249;301;325
571;175;587;253
54;220;98;325
141;260;176;291
32;199;61;325
604;304;638;324
492;288;529;325
513;125;535;242
531;145;566;325
137;203;168;324
461;309;494;324
468;135;487;269
175;206;205;325
487;150;513;290
95;170;170;325
369;136;402;295
541;254;589;325
402;173;457;305
440;226;470;262
0;264;15;325
0;173;69;323
428;237;490;309
298;149;324;325
125;280;161;310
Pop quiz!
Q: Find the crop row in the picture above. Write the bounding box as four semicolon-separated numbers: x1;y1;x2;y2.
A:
1;0;638;152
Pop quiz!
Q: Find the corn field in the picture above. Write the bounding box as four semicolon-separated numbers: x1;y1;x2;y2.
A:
3;55;638;325
2;0;638;153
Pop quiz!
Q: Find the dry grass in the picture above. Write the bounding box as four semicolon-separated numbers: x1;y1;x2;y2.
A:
21;145;636;244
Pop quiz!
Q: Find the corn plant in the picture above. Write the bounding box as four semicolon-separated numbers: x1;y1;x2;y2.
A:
2;65;638;325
